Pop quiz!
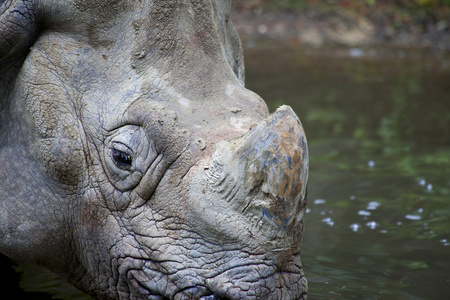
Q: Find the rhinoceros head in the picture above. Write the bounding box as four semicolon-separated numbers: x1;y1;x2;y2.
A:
0;1;308;299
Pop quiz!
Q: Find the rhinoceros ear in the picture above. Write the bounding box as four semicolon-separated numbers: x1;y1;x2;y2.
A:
0;0;38;68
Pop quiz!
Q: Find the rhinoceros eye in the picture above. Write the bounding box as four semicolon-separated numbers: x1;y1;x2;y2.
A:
112;148;133;168
104;125;155;192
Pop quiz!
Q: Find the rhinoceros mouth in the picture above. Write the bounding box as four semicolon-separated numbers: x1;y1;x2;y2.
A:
125;255;307;300
128;275;228;299
129;278;228;300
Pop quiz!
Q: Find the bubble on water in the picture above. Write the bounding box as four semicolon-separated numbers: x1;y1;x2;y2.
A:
349;48;364;57
350;223;360;232
426;184;433;191
397;221;403;226
358;210;371;216
380;229;388;234
441;239;450;246
367;201;380;210
418;179;426;186
368;160;376;168
257;24;268;34
306;208;311;214
314;199;326;205
350;195;356;200
322;217;334;227
417;208;423;213
366;221;377;229
405;214;421;220
320;211;326;216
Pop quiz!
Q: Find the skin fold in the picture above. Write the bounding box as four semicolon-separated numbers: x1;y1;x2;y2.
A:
0;1;309;299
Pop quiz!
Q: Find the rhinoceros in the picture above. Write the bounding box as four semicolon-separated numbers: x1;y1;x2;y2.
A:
0;0;308;299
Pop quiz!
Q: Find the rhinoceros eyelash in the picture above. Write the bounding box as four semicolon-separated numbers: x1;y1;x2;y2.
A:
110;143;134;169
112;148;133;168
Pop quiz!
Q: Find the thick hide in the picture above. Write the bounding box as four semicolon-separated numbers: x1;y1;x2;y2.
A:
0;1;309;299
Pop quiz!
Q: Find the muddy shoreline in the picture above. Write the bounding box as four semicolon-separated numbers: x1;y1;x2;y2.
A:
231;8;450;52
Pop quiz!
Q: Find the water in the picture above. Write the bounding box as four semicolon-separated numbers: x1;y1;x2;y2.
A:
1;43;449;299
244;43;450;299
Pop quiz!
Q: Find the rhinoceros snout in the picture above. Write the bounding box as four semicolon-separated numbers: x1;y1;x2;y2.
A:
189;105;308;248
183;105;308;298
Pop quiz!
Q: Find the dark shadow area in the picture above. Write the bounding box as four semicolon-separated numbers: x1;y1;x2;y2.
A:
0;253;54;299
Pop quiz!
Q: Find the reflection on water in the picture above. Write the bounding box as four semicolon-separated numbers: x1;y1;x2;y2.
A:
1;43;449;299
245;42;450;299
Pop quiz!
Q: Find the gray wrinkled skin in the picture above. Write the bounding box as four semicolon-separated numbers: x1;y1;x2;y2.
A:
0;1;308;299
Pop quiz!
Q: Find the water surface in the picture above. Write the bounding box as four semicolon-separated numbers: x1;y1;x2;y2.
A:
1;43;449;299
244;42;450;299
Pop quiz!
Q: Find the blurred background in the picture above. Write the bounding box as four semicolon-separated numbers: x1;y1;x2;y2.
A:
232;0;450;50
1;1;449;299
233;1;450;299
